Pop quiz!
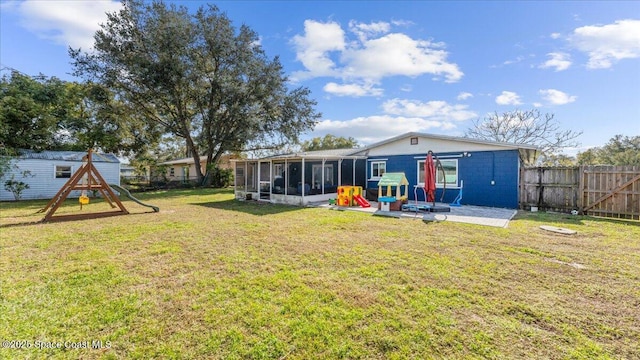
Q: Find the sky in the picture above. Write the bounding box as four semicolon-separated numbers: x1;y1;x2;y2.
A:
1;0;639;155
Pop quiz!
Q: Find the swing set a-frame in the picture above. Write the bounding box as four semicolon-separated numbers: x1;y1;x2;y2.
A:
40;149;129;222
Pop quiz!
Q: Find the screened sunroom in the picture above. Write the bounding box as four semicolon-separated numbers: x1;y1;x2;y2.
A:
233;149;367;206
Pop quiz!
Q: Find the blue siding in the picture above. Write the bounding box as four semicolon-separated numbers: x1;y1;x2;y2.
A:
366;150;520;208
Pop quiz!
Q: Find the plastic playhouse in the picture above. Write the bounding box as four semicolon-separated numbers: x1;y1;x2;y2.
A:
337;186;370;208
377;172;409;200
376;172;410;211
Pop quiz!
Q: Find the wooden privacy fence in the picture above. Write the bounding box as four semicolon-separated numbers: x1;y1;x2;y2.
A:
520;165;640;220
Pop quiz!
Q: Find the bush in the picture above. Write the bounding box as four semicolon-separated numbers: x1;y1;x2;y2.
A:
4;178;30;201
207;165;233;188
3;170;32;201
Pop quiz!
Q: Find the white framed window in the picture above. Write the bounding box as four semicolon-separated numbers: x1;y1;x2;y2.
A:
312;163;334;189
417;159;458;187
370;161;386;179
273;163;284;178
169;167;175;177
55;165;72;178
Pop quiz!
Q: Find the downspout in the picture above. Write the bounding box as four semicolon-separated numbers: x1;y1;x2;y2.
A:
353;158;356;186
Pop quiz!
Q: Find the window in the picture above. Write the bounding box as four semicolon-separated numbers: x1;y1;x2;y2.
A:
312;164;334;189
410;137;418;145
55;165;72;178
417;159;458;187
273;163;284;178
371;161;386;179
169;167;175;177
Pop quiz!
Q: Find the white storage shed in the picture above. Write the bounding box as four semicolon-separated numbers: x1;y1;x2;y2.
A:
1;150;121;201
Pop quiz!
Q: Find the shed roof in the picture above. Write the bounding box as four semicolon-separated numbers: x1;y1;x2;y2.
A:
17;150;120;163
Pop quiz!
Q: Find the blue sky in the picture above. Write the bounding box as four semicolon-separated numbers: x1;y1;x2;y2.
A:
1;1;639;155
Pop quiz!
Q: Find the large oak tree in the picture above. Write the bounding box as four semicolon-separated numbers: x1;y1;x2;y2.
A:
71;0;320;184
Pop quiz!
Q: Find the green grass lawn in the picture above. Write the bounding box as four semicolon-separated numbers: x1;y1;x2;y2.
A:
1;188;639;359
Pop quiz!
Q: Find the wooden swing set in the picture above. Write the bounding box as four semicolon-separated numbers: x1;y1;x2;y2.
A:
40;149;129;222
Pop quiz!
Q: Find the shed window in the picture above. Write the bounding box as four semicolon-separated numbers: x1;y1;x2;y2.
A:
170;167;175;177
410;137;418;145
55;165;72;178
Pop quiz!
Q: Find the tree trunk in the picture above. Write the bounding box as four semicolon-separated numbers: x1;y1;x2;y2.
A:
184;135;204;184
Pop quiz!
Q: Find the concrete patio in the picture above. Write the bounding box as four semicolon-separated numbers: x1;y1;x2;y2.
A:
309;201;517;228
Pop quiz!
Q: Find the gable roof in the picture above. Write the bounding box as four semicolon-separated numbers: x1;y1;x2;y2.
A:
17;149;120;163
357;132;539;153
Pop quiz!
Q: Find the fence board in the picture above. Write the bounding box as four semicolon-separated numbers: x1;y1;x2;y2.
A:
520;165;640;220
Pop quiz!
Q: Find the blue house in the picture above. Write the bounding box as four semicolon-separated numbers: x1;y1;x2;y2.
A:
233;132;538;209
350;132;538;208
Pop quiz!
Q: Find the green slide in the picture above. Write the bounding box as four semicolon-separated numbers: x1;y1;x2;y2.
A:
109;184;160;212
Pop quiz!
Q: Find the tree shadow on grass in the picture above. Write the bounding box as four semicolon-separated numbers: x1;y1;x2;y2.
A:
191;199;304;216
513;210;640;228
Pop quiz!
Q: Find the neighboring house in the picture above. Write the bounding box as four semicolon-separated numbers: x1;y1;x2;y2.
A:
159;154;237;183
233;132;539;208
1;150;120;201
120;164;136;178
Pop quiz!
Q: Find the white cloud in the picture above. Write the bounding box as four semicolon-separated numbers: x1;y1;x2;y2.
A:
291;19;463;88
291;20;346;80
569;19;640;69
382;98;476;121
539;52;572;71
539;89;577;105
533;102;543;108
348;20;391;42
457;92;473;100
341;33;463;82
550;32;562;39
310;96;476;144
323;82;383;97
313;115;456;145
503;55;525;65
9;0;122;50
495;91;522;105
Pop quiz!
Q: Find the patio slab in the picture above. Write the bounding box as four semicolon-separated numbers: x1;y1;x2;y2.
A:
310;201;517;228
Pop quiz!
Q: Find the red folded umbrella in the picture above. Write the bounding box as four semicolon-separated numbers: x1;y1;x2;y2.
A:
425;152;436;204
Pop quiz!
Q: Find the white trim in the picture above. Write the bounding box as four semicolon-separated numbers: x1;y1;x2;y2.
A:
367;158;388;162
413;154;464;159
417;158;459;188
369;160;386;180
54;164;73;179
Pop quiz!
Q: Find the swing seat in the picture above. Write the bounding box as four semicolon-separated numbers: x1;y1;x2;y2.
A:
79;195;90;205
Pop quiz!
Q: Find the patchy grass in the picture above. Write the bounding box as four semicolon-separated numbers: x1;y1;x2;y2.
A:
1;189;639;359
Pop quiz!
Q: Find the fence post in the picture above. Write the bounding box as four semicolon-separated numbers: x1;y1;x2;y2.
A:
577;165;585;214
537;166;543;209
